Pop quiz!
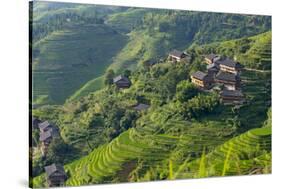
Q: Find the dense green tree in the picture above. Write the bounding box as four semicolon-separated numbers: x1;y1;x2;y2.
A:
32;156;45;177
141;60;152;71
235;37;251;53
89;114;104;128
180;93;220;119
46;137;77;164
120;110;138;130
176;81;199;102
123;69;132;78
104;69;115;85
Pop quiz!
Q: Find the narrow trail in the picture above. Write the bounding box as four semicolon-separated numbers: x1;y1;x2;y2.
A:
244;67;271;73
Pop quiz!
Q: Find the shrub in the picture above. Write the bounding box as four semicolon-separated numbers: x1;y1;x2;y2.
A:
180;93;220;119
176;81;199;102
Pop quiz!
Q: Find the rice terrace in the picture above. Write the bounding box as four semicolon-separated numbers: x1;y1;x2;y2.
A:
30;1;271;188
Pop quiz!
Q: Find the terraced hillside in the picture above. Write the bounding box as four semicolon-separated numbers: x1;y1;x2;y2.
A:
33;128;168;187
194;31;272;70
31;29;272;187
31;1;271;105
32;24;128;105
175;127;271;178
33;112;235;187
33;109;271;187
30;2;271;187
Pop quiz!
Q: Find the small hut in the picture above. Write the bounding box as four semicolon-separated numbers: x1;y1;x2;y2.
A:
38;121;57;133
113;75;131;89
39;128;59;155
45;164;67;187
168;50;189;63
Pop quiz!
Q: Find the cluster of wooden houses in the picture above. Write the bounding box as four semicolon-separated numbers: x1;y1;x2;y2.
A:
32;117;67;187
190;53;245;104
112;49;245;105
166;49;245;105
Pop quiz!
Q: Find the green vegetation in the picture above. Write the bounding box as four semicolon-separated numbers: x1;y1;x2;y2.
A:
68;76;104;101
32;30;271;186
32;24;128;105
191;31;272;70
30;2;271;187
174;127;271;178
176;80;199;102
31;2;271;105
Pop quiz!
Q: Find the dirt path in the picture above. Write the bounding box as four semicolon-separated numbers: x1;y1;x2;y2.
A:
243;67;271;73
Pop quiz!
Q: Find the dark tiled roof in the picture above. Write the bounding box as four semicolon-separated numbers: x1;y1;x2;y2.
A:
39;130;52;141
133;103;150;111
205;53;219;60
169;50;185;58
113;75;130;83
216;71;238;82
207;63;219;70
191;71;207;80
38;121;53;130
217;58;241;68
45;164;66;178
39;126;59;142
220;90;244;97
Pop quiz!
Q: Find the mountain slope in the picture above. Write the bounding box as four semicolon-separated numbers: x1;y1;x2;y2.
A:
31;2;271;105
33;113;271;187
190;31;271;70
174;127;271;179
32;32;271;187
32;24;128;105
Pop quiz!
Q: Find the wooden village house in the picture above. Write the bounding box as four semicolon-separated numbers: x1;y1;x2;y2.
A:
168;50;190;63
113;75;131;89
38;121;59;155
204;54;221;65
215;71;241;90
220;89;245;105
191;71;213;89
216;58;243;75
39;128;59;155
39;130;53;155
44;163;67;187
38;121;58;133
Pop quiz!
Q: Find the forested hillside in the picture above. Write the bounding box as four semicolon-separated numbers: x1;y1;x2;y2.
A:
31;2;271;105
31;18;271;188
